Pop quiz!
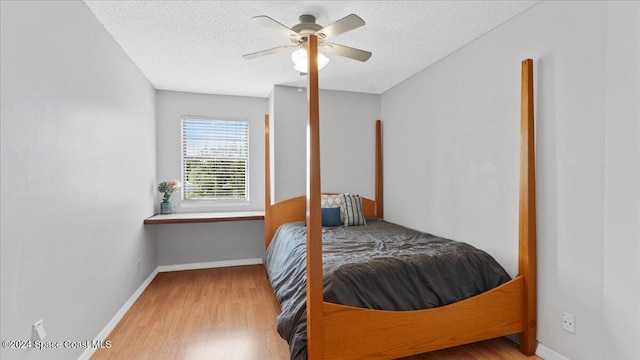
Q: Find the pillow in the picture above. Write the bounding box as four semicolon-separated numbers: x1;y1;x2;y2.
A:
340;193;366;226
321;194;345;223
304;207;342;227
321;207;341;227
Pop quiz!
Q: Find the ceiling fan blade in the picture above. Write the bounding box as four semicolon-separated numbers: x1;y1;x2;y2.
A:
316;14;365;40
321;43;372;62
252;15;302;41
243;45;296;60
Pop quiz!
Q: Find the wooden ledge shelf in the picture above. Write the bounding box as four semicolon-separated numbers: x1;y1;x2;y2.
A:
144;211;265;224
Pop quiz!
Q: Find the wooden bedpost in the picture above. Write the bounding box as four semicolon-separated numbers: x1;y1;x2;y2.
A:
518;58;537;355
264;114;272;249
375;119;383;219
305;34;324;360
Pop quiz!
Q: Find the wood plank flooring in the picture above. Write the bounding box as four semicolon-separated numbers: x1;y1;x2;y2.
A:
92;265;540;360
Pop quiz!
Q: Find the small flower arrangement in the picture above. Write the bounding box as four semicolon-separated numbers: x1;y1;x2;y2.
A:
158;180;181;202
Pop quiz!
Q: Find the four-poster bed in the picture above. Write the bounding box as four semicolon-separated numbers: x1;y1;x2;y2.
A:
263;34;536;360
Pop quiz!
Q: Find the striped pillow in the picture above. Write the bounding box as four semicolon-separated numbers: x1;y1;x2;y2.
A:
340;193;366;226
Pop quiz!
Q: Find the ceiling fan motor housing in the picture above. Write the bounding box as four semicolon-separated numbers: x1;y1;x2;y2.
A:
291;15;323;37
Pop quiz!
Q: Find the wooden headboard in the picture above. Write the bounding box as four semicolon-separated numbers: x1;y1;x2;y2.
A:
263;195;376;247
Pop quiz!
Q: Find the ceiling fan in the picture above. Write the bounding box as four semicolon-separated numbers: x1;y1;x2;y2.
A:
243;14;372;72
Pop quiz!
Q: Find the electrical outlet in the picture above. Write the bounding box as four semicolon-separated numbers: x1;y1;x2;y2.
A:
562;312;575;334
33;319;46;341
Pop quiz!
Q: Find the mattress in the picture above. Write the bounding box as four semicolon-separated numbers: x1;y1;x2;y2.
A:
263;219;510;360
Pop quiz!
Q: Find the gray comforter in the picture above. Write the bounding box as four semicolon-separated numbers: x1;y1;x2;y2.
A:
263;219;510;360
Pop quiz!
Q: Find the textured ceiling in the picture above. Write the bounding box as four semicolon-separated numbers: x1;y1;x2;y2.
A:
84;1;539;98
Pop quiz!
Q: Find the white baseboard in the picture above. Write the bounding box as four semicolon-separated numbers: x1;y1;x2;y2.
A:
157;257;263;272
536;343;571;360
78;268;159;360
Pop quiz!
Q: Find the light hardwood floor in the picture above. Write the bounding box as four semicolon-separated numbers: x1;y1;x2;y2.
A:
92;265;540;360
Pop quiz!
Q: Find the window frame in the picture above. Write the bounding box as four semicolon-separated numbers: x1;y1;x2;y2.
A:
179;115;250;206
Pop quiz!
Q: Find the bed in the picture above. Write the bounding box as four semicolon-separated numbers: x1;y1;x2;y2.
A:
263;37;536;360
265;218;513;359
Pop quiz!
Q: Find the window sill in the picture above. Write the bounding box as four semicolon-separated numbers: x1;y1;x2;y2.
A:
143;211;265;224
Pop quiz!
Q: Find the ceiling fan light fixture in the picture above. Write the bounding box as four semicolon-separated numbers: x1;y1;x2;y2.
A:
291;47;329;73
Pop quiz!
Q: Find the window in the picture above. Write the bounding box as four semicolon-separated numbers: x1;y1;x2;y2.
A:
181;117;249;201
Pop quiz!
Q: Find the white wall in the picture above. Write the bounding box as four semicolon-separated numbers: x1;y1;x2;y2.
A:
0;1;157;359
272;85;381;202
381;1;639;359
156;221;264;266
602;3;640;358
155;90;268;265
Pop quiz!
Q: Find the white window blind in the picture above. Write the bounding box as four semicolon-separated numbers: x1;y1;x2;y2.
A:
181;118;249;201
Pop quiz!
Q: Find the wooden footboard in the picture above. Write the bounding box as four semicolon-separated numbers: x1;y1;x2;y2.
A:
323;277;525;359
